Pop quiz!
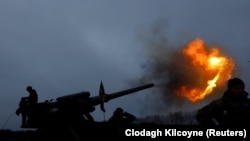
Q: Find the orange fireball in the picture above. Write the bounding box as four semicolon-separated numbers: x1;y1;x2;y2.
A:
176;38;235;103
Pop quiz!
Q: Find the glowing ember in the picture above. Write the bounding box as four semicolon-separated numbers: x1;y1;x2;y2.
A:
176;38;235;103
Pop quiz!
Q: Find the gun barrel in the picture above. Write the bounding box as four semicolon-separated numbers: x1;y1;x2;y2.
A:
105;83;154;101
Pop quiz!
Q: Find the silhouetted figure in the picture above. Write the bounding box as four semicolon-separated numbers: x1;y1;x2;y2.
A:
16;86;39;127
16;97;29;126
196;77;250;125
109;107;136;127
26;86;38;126
26;86;38;106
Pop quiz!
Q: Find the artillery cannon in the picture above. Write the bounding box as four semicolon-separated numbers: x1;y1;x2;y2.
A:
14;82;154;140
16;82;154;129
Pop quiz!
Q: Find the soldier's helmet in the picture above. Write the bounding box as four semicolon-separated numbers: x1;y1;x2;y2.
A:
227;78;245;89
114;107;123;115
26;86;33;91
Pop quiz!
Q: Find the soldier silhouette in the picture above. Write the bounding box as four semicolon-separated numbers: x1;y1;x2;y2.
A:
26;86;38;106
196;77;250;125
26;86;38;126
16;86;38;127
16;97;28;126
109;107;136;127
